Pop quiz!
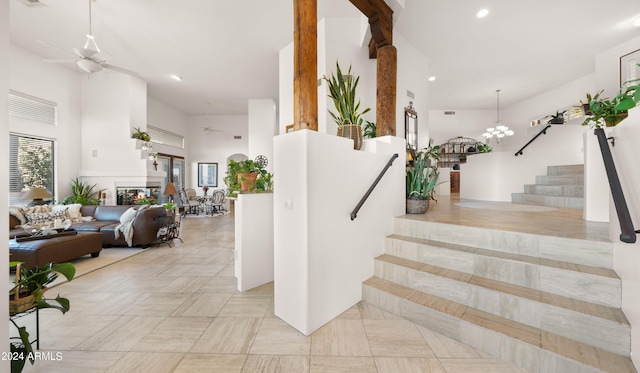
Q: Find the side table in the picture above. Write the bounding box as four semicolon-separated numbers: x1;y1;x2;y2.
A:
155;213;183;247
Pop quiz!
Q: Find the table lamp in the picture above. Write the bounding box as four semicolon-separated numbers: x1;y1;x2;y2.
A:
163;182;178;202
23;187;52;206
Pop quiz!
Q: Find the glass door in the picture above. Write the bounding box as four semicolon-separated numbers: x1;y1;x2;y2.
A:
158;156;171;204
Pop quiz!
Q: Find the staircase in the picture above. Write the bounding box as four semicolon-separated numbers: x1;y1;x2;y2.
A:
511;164;584;210
362;217;636;373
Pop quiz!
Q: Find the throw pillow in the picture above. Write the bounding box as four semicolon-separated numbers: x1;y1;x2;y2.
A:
52;204;83;222
9;207;27;226
120;207;137;224
23;209;69;229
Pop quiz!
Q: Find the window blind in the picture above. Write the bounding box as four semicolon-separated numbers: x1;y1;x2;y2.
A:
9;90;57;125
9;134;55;205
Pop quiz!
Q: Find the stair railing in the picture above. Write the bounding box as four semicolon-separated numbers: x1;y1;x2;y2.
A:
514;124;552;156
594;128;638;243
351;153;399;221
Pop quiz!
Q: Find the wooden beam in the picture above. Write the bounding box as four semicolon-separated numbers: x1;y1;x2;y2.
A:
376;45;397;137
349;0;393;55
293;0;318;131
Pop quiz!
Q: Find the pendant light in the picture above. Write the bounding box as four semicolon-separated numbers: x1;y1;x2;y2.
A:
482;89;514;142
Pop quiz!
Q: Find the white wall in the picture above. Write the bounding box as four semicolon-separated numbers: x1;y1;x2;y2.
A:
274;132;405;335
147;96;187;158
186;114;248;190
9;45;82;202
428;109;495;147
1;0;10;366
248;99;276;173
395;33;430;148
278;43;294;135
461;125;586;202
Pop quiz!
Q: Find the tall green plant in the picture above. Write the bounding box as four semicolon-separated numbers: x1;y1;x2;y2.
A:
323;61;371;126
406;140;443;199
61;178;100;205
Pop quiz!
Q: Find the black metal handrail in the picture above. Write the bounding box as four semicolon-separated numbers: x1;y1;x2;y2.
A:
351;153;399;221
595;128;638;243
514;124;552;156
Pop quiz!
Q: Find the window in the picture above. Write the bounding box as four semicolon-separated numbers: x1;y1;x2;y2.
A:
9;134;55;206
148;125;184;149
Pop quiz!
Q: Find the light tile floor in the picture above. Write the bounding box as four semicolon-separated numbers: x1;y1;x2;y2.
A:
18;206;528;373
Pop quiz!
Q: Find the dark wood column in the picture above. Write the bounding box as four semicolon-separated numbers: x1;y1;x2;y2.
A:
349;0;395;137
376;45;397;136
293;0;318;131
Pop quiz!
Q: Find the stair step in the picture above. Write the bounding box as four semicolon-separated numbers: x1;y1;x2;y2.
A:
535;174;584;185
391;219;614;269
547;164;584;176
523;184;584;197
363;277;636;373
511;193;584;210
385;234;620;307
375;253;630;355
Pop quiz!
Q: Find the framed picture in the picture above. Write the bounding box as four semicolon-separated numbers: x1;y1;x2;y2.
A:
197;162;218;187
620;48;640;87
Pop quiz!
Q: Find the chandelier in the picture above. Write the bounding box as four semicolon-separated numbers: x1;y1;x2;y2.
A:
483;89;514;141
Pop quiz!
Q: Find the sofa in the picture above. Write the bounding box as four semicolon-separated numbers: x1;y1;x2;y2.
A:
9;204;167;247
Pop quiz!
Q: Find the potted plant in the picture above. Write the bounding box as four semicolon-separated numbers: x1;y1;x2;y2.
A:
323;61;371;150
547;110;567;124
580;90;604;115
162;201;177;216
131;127;151;142
61;178;101;206
406;140;442;214
9;261;75;373
363;121;376;139
583;64;640;128
477;143;492;153
224;159;274;194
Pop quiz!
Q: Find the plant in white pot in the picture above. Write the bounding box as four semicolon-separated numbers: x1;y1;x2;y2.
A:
323;61;371;150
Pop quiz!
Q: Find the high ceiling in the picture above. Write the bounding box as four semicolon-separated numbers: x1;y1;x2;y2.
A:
9;0;640;115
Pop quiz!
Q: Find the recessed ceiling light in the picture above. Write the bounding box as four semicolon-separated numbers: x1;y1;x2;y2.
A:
170;74;182;81
477;9;489;18
428;76;436;82
633;16;640;27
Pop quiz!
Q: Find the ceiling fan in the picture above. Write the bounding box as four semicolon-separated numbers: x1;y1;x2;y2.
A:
40;0;136;75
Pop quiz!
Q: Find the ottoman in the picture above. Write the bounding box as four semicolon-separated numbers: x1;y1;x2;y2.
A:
9;232;103;268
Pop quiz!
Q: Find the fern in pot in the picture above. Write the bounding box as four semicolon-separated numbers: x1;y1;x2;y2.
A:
323;61;371;150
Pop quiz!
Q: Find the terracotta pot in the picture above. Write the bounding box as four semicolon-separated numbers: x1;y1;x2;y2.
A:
237;172;258;191
406;196;430;214
337;124;362;150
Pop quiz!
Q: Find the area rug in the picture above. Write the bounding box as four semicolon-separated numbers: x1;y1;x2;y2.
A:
184;210;230;218
10;247;146;289
455;201;558;212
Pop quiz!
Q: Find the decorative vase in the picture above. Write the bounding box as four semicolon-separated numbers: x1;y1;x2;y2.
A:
406;196;430;214
237;172;258;191
337;124;362;150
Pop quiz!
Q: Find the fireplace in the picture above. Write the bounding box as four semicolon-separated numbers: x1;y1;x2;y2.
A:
116;186;160;205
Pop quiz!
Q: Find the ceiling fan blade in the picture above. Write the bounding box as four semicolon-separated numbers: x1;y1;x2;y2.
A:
43;59;76;63
37;40;76;57
101;63;138;76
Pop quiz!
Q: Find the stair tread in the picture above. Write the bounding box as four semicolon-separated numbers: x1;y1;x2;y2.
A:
364;277;635;373
377;253;628;325
387;234;618;279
